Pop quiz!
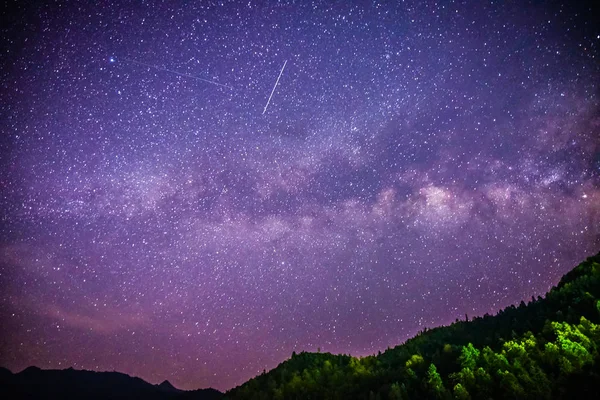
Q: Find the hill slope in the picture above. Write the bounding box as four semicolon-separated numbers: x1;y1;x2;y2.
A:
0;366;223;400
225;252;600;400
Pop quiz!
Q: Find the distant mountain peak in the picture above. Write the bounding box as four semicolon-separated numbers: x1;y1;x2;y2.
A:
159;379;176;389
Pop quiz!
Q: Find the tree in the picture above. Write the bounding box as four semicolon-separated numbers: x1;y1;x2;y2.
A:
389;382;403;400
498;370;525;398
459;344;480;370
453;383;470;400
426;363;448;398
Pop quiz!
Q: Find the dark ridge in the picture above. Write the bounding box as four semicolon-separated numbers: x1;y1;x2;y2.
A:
0;367;223;400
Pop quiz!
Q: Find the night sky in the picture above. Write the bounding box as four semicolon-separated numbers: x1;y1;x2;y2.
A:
1;0;599;392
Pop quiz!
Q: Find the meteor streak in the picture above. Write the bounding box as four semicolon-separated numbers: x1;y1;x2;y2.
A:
262;60;287;115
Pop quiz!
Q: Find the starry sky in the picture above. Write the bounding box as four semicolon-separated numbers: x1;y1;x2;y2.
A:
1;0;599;392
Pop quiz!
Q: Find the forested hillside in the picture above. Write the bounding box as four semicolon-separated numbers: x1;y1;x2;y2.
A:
225;252;600;400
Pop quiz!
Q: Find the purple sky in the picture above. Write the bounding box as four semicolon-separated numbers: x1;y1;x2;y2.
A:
1;0;599;392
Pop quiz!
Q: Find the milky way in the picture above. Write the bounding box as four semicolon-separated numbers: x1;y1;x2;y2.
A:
1;0;599;391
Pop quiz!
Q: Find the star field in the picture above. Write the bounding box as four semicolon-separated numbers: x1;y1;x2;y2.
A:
1;0;599;391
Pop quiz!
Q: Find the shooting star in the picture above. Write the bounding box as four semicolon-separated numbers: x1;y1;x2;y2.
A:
262;60;287;115
116;57;233;89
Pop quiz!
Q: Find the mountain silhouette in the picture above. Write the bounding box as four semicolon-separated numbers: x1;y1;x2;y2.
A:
0;366;222;400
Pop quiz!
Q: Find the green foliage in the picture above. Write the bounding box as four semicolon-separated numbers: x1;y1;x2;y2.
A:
452;383;470;400
405;354;424;369
426;363;448;399
225;253;600;400
458;344;480;370
388;382;404;400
